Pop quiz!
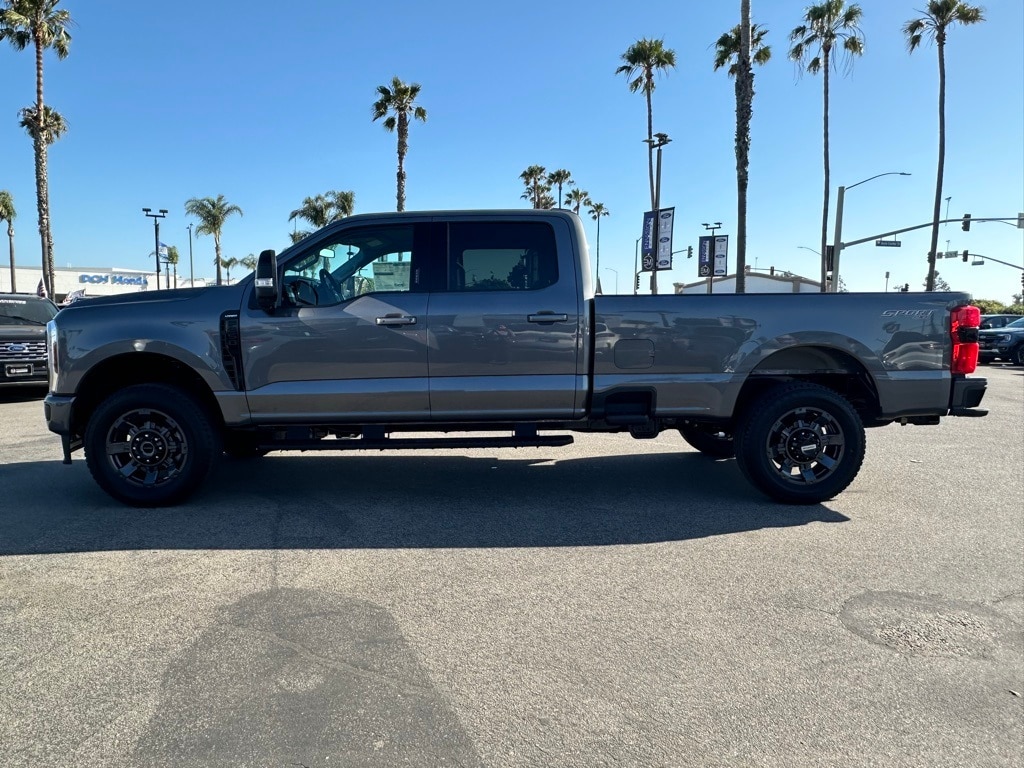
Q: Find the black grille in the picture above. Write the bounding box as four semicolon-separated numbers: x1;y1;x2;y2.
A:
0;340;46;361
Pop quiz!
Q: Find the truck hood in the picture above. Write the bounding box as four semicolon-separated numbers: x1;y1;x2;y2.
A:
58;284;243;311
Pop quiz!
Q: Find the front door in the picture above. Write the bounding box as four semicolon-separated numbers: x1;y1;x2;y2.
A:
241;222;431;422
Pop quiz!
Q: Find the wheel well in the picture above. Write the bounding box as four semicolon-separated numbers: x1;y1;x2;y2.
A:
735;346;882;425
71;352;223;437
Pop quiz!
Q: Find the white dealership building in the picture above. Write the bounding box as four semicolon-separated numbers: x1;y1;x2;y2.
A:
1;263;210;302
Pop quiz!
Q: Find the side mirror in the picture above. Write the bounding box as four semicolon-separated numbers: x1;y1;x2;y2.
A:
255;249;278;312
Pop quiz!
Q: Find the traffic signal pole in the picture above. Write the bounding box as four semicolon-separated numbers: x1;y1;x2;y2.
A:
840;217;1019;249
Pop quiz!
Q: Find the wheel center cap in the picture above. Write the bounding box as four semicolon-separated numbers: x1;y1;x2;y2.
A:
131;431;167;465
787;429;821;462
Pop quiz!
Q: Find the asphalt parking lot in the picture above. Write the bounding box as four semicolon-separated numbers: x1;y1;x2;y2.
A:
1;366;1021;767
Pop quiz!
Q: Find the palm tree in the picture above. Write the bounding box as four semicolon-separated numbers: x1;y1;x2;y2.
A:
165;245;179;288
903;1;984;292
615;38;677;211
219;256;239;284
588;201;610;293
564;188;591;216
184;195;243;286
372;77;427;212
547;169;574;208
715;12;772;294
789;1;864;292
518;165;549;209
240;254;258;273
288;189;355;239
17;103;66;293
0;0;73;299
0;190;15;292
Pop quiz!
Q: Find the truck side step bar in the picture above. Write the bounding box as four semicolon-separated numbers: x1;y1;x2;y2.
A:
256;434;575;452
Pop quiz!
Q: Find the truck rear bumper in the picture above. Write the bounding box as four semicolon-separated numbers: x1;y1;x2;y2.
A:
949;376;987;416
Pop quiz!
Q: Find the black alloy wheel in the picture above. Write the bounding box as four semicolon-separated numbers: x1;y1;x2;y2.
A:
85;383;220;506
735;382;865;504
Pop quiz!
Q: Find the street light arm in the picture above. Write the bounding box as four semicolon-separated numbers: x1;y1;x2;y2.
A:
846;171;912;191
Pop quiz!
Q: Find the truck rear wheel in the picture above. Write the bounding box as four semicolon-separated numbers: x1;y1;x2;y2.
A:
84;383;220;507
678;422;735;458
735;382;865;505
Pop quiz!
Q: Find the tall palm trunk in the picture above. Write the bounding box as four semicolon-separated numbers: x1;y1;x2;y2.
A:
7;222;15;293
214;235;223;286
396;112;408;212
819;47;831;292
926;32;947;292
33;36;55;297
645;90;655;208
735;0;752;294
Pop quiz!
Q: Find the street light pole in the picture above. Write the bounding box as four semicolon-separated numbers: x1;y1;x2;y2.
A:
644;133;671;295
604;267;618;294
633;237;640;295
830;171;910;292
143;208;168;290
187;223;194;288
702;222;722;294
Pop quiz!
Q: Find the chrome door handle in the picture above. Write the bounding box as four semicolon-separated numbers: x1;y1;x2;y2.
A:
376;315;417;326
528;312;568;324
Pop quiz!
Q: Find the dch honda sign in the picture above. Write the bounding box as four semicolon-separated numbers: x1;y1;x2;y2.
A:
640;207;676;271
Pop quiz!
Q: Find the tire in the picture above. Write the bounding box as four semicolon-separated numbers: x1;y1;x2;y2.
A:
1014;345;1024;367
679;422;735;459
734;382;865;505
85;383;221;506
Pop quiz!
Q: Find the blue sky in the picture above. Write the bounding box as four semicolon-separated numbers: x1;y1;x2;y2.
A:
1;0;1021;301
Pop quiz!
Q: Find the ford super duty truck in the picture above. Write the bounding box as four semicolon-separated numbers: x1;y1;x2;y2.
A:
43;210;987;507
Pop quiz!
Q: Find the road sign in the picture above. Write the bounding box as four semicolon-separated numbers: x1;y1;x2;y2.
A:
875;240;902;247
943;250;959;259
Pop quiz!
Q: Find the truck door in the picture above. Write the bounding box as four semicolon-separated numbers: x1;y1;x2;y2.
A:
426;218;584;420
240;222;431;422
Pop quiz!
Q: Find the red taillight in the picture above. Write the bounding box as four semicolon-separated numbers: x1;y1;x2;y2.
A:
951;305;980;374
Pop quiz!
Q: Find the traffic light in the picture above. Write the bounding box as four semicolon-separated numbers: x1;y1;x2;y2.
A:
635;273;641;291
962;250;969;262
687;245;693;259
961;213;971;231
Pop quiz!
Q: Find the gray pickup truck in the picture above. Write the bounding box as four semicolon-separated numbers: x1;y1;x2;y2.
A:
43;209;987;507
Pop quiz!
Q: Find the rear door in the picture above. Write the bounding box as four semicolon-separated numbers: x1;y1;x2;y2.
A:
426;216;585;420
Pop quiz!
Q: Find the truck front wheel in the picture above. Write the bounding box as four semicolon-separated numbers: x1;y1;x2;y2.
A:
84;383;220;507
735;383;865;505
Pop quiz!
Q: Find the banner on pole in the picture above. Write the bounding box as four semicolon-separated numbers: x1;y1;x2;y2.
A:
656;208;675;270
713;235;729;276
698;236;713;277
640;208;675;271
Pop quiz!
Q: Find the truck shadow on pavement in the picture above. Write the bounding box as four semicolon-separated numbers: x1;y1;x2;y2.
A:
0;451;848;556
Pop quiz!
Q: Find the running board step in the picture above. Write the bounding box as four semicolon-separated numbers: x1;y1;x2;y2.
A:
257;435;575;451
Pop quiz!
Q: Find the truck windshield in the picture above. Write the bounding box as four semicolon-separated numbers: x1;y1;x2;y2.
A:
0;298;58;326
